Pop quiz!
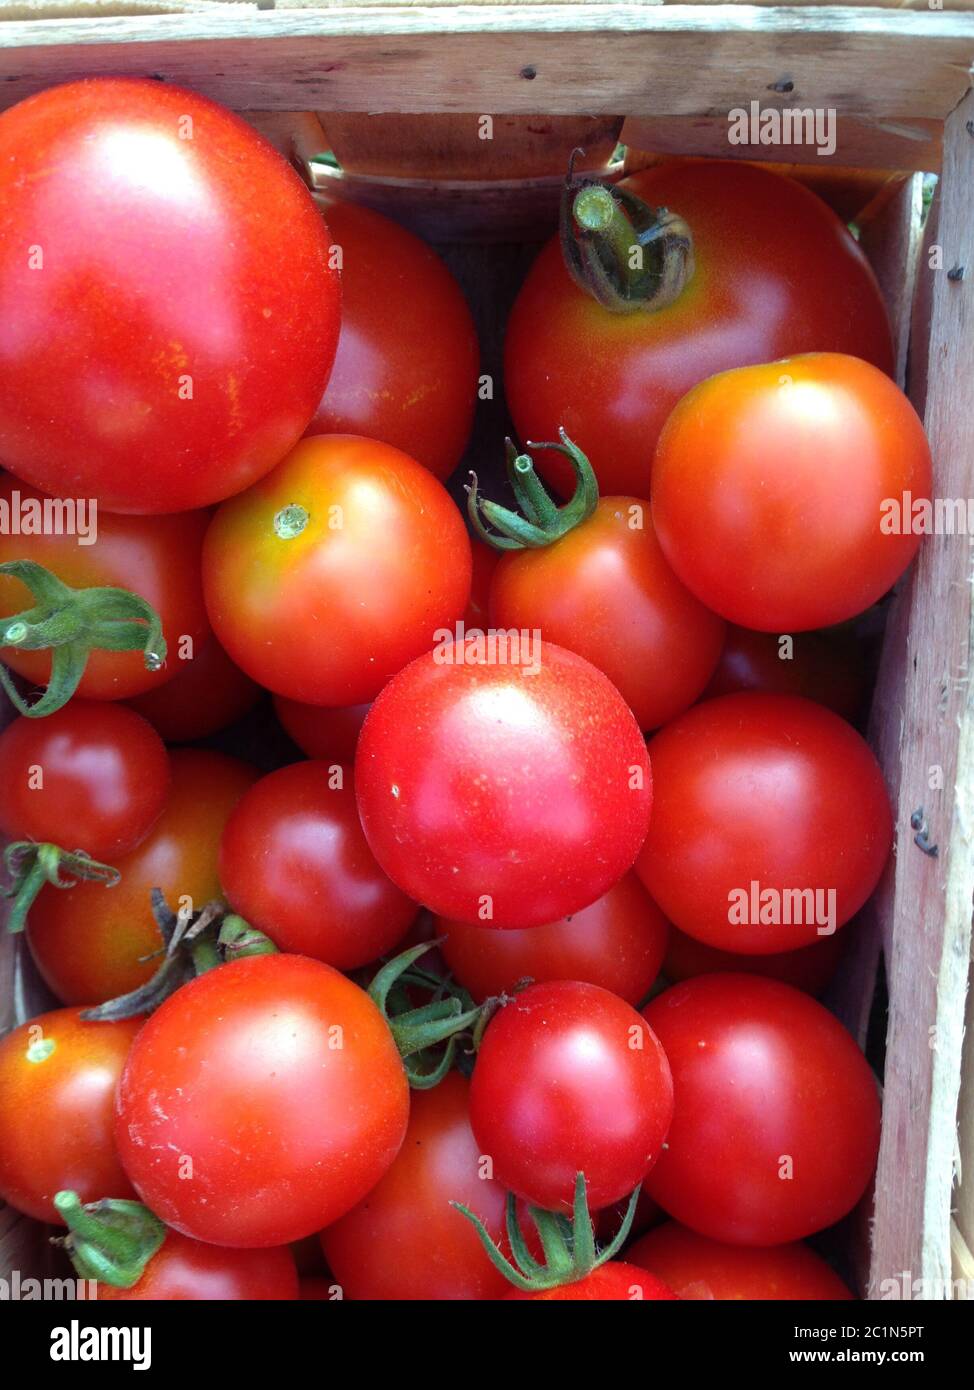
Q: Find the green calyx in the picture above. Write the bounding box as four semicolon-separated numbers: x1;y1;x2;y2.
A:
3;841;120;936
466;430;598;551
453;1172;640;1294
368;940;485;1090
0;559;166;718
54;1191;165;1289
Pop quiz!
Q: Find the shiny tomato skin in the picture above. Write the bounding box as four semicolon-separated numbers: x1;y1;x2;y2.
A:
98;1233;299;1301
115;953;410;1247
0;78;339;514
663;923;844;997
506;161;893;499
703;624;869;724
635;693;892;954
628;1221;853;1300
489;497;725;730
0;476;210;700
470;981;673;1212
306;199;478;480
355;643;652;928
273;694;371;763
203;434;472;705
438;872;668;1005
126;634;261;742
27;749;256;1005
643;975;881;1245
651;354;931;631
0;701;169;860
507;1264;678;1301
0;1009;140;1222
219;760;417;970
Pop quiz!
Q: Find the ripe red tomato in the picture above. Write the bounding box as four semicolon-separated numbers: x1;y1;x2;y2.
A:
0;701;168;859
489;496;724;730
507;1264;677;1301
0;476;209;700
636;693;892;954
506;161;893;498
219;760;417;970
469;981;673;1212
27;749;256;1004
464;539;501;629
438;872;668;1005
651;354;931;631
115;953;410;1246
203;434;472;705
98;1233;299;1301
0;78;339;514
306;198;478;480
126;634;261;742
0;1009;140;1222
643;975;881;1245
273;694;370;763
628;1221;853;1300
703;624;870;724
663;922;844;997
356;642;652;928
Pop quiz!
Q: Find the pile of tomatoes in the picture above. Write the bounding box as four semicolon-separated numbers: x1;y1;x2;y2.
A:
0;76;932;1302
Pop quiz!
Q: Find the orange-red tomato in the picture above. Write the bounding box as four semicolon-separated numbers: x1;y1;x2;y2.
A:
126;633;261;742
506;1264;678;1301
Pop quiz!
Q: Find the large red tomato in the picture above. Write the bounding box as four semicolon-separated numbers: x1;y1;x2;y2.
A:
0;78;339;513
628;1221;854;1299
126;633;261;742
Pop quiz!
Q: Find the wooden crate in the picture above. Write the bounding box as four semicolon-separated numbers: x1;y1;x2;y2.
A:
1;3;973;1301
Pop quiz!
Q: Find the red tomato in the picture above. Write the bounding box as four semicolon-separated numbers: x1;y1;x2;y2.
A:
203;434;472;705
470;981;673;1212
0;1009;140;1222
219;760;417;970
507;1264;677;1301
0;476;209;700
0;701;168;859
651;354;931;631
115;954;410;1246
306;199;478;480
356;642;652;928
126;634;261;742
489;496;725;730
628;1221;854;1300
273;694;370;763
0;78;339;514
506;161;893;498
438;873;668;1005
703;624;870;723
98;1233;299;1301
663;922;844;997
635;693;892;954
643;975;881;1245
463;539;500;629
27;749;256;1004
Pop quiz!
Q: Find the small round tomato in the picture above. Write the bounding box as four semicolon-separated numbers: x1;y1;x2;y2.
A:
126;634;261;742
203;434;472;705
635;693;892;954
703;624;870;723
219;760;417;970
98;1233;299;1301
507;1264;677;1301
470;981;673;1212
663;922;844;997
643;975;881;1245
273;694;371;763
0;1009;140;1222
356;642;652;928
115;954;410;1247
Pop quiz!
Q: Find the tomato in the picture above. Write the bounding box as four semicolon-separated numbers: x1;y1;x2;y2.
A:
300;1277;338;1301
219;760;417;970
663;922;844;997
203;434;472;705
126;633;261;742
703;624;870;724
488;496;724;730
506;160;893;499
0;476;209;700
273;694;371;763
643;975;881;1245
356;642;652;928
507;1264;677;1301
438;873;668;1005
98;1233;299;1301
0;78;339;514
0;701;168;860
651;354;931;631
628;1221;854;1300
469;981;673;1212
306;198;478;480
0;1009;140;1222
635;693;892;954
27;749;256;1004
463;539;500;629
115;953;410;1246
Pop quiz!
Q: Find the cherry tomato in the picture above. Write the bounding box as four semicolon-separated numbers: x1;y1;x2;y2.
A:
273;694;370;763
306;198;478;480
643;975;881;1245
651;354;931;631
506;161;893;498
126;633;261;742
0;1009;140;1222
0;78;339;514
507;1264;677;1301
463;539;500;629
663;922;844;997
0;701;168;859
356;642;652;928
203;434;472;705
98;1234;298;1302
115;953;410;1246
27;749;256;1004
470;981;673;1212
703;624;869;724
635;693;892;954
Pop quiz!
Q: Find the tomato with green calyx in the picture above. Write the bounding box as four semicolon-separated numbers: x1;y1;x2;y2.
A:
273;694;371;763
126;633;261;743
